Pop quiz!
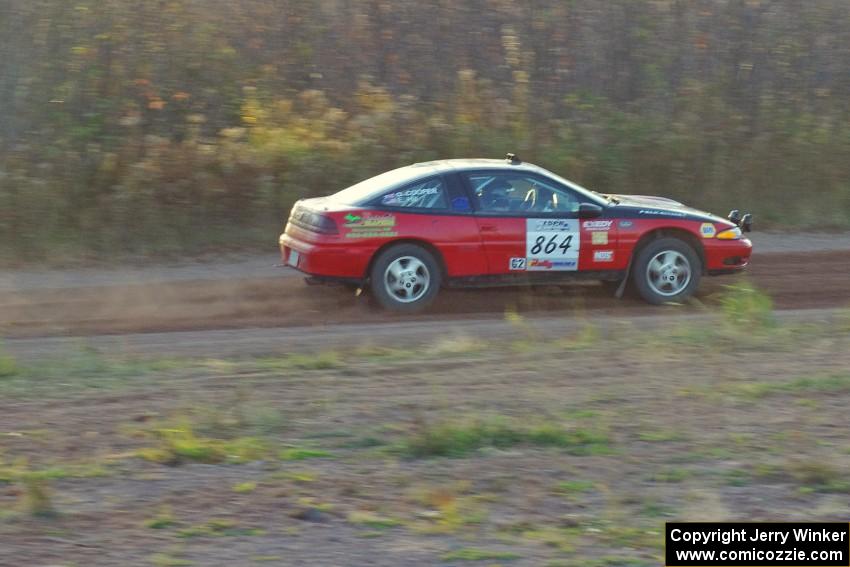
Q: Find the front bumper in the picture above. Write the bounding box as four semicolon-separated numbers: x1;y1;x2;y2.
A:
704;237;753;273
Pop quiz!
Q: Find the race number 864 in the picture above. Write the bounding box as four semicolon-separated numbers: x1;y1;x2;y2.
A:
530;234;573;255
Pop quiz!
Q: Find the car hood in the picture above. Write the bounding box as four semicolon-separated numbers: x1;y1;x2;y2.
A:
608;194;728;223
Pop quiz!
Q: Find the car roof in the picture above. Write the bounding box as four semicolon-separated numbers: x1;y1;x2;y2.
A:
400;158;550;176
328;157;607;207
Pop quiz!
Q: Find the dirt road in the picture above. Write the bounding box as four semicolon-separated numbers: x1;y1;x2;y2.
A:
1;248;849;340
1;234;849;566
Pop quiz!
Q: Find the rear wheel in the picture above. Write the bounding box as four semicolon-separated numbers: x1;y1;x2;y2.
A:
370;244;441;312
632;237;701;304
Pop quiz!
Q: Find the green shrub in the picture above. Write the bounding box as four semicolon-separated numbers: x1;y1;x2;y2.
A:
718;281;775;329
441;548;520;561
138;423;269;465
402;417;611;458
21;476;56;518
0;346;18;378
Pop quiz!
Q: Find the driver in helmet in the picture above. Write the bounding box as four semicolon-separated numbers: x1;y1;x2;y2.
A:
478;178;513;212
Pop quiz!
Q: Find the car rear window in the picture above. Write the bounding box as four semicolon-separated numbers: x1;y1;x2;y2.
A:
330;167;423;205
377;177;448;209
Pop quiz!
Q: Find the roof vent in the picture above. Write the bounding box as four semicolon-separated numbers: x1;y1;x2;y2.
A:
505;153;520;164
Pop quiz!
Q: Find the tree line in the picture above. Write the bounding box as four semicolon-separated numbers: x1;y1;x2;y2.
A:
1;0;848;262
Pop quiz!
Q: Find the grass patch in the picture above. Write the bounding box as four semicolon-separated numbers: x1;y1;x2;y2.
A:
0;345;18;377
730;374;850;399
637;429;684;443
441;548;521;561
597;524;665;550
146;507;177;529
429;335;487;356
650;467;691;483
21;476;56;518
272;470;317;483
554;480;595;494
258;351;341;371
347;510;402;529
0;460;111;483
401;416;611;458
717;280;775;329
279;448;334;461
722;468;753;487
232;481;257;494
521;526;577;551
176;518;264;538
412;484;489;533
350;344;411;361
341;435;388;449
639;500;674;518
0;346;188;398
151;554;194;567
193;401;287;438
137;423;269;465
559;322;602;350
0;460;117;518
788;459;850;494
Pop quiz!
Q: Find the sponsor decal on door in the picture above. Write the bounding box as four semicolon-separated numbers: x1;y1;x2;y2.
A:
582;220;613;231
525;219;580;271
593;250;614;262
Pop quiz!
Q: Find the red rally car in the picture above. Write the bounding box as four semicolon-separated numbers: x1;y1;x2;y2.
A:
280;154;753;312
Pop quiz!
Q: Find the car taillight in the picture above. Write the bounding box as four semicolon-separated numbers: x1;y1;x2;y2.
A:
287;204;338;235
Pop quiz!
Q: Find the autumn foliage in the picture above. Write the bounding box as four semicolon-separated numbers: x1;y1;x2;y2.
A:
1;1;848;262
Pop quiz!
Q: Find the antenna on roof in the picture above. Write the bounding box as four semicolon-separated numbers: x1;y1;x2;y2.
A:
505;152;520;164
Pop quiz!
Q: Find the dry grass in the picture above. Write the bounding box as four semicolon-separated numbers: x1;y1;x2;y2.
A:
1;308;849;564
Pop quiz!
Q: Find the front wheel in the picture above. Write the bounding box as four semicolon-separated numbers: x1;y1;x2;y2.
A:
370;244;441;312
632;237;702;305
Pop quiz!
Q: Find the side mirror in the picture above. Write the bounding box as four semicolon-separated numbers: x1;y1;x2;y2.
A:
578;203;603;219
728;209;741;225
741;213;753;233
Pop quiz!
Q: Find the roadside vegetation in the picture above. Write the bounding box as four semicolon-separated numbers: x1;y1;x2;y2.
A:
2;284;849;564
3;1;850;264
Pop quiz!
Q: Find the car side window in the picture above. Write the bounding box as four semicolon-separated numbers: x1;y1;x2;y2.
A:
464;172;581;215
377;177;448;210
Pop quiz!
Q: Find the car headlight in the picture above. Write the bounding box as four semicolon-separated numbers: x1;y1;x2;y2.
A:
716;226;743;240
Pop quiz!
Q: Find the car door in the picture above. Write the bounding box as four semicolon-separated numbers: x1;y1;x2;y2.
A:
459;170;617;275
366;173;489;277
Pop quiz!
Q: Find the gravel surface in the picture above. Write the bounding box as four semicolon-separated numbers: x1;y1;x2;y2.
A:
3;308;844;362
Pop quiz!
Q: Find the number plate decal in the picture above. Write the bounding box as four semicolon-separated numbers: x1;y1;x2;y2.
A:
526;219;580;271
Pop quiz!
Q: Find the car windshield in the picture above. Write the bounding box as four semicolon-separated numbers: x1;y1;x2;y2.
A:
330;167;422;205
533;166;608;206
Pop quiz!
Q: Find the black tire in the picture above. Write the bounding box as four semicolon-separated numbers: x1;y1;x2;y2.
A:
369;243;442;312
632;237;702;305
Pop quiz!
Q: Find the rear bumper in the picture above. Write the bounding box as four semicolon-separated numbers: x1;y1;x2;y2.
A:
704;237;753;273
279;232;369;280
